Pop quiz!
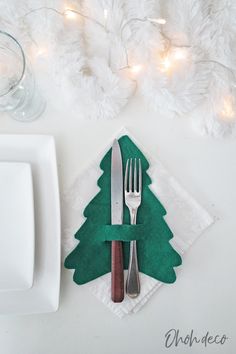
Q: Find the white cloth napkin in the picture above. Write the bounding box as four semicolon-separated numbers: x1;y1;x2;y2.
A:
62;129;214;318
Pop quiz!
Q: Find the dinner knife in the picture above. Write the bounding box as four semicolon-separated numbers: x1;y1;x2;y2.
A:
111;139;124;302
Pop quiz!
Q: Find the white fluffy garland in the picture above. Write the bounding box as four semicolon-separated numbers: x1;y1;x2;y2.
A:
0;0;236;137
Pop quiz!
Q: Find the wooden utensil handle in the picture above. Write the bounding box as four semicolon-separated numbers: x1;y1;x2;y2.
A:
111;241;124;302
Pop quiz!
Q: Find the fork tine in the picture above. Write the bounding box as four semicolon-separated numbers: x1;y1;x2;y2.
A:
134;158;137;192
125;159;129;192
129;158;132;192
138;159;142;193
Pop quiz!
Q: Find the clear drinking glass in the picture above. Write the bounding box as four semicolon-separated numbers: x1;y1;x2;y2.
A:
0;31;46;121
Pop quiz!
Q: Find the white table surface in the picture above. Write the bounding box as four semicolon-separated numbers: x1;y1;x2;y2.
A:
0;95;235;354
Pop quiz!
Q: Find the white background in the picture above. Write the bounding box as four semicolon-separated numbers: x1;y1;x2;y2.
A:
0;94;235;354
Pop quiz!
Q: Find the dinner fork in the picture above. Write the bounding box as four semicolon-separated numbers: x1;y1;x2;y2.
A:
124;158;142;298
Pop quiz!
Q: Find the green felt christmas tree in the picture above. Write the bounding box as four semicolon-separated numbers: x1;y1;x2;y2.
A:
65;135;182;284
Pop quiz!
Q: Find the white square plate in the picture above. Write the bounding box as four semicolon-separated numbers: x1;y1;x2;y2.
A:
0;135;60;315
0;162;34;291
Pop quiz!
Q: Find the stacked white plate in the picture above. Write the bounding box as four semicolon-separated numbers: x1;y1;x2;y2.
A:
0;135;60;315
0;162;34;292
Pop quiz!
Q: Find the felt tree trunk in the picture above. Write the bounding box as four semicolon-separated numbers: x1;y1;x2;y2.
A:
65;135;182;284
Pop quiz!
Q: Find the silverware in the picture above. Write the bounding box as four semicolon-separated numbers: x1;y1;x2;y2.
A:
124;158;142;298
111;139;124;302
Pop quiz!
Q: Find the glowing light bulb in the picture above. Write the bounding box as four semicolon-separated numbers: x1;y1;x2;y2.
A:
36;48;47;57
147;18;166;25
160;57;171;72
220;97;235;121
64;9;77;19
130;64;143;74
104;9;108;20
30;45;48;59
173;48;187;60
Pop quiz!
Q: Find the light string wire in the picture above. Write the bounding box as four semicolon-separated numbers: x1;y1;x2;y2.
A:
119;17;165;69
20;5;236;83
23;6;105;29
22;6;165;72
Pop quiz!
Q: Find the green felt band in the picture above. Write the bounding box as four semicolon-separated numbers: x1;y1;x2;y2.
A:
102;224;146;242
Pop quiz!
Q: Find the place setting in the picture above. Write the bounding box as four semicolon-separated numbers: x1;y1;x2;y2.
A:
0;0;233;319
63;130;214;317
0;125;214;316
1;1;236;353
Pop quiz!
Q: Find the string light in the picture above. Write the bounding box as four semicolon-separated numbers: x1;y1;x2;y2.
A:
22;4;235;99
160;57;171;72
220;96;235;121
36;48;47;57
173;48;187;60
103;8;108;30
30;45;48;59
103;9;108;20
130;64;143;74
64;9;78;20
147;18;166;25
159;47;188;74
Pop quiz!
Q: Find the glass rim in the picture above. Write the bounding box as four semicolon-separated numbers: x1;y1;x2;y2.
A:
0;30;26;98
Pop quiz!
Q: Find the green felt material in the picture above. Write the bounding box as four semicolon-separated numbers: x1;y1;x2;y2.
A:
65;135;182;285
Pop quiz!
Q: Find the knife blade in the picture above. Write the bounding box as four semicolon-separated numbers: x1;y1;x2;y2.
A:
111;139;124;302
